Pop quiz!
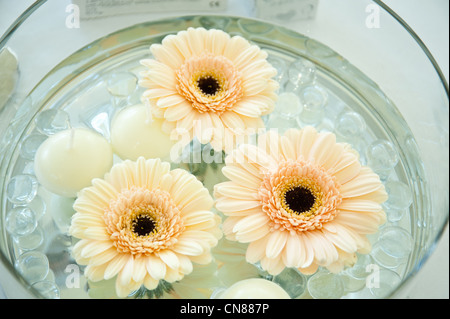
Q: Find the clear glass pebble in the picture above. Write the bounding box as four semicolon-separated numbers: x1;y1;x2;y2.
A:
31;281;60;299
307;271;345;299
272;268;307;298
26;195;46;220
288;58;316;88
383;180;413;211
35;109;70;135
19;134;47;160
79;103;112;139
14;225;45;251
266;114;299;133
106;71;138;98
15;251;50;284
340;274;366;293
267;56;289;89
345;253;374;280
366;139;399;179
275;92;302;118
368;268;401;298
386;208;408;223
298;85;328;125
5;206;37;237
378;226;413;258
370;242;408;269
334;110;367;140
6;174;39;204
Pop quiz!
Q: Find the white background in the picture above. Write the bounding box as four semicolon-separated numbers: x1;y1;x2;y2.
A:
0;0;448;299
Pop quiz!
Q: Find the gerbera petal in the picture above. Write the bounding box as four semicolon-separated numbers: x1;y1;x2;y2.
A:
246;236;269;264
232;101;263;117
334;211;381;234
233;213;271;243
322;224;358;253
157;94;188;109
297;126;319;158
338;198;383;213
143;274;159;291
332;153;361;184
298;263;319;275
340;167;385;199
132;257;147;283
223;35;252;62
307;132;343;170
104;254;130;280
172;239;205;256
151;42;184;70
220;111;246;129
156;250;180;270
260;255;285;276
215;198;262;214
283;233;303;268
265;230;288;259
80;241;114;259
145;255;167;280
186;27;207;56
118;255;134;286
222;165;262;189
214;181;259;200
205;28;230;56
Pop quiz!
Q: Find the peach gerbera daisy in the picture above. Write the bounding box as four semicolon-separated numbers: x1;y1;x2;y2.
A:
139;27;278;152
214;127;387;275
69;157;222;298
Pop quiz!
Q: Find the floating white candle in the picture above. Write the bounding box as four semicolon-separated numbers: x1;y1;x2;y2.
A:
34;128;113;198
110;103;175;161
219;278;291;299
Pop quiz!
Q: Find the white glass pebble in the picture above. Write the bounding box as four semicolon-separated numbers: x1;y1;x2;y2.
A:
6;175;38;205
106;71;138;98
334;111;366;140
378;226;413;258
307;271;345;299
14;225;45;251
5;206;37;237
15;251;50;284
370;242;408;269
383;180;413;211
368;268;401;298
288;58;316;87
19;134;47;161
298;85;328;125
31;281;60;299
272;268;307;298
35;109;70;135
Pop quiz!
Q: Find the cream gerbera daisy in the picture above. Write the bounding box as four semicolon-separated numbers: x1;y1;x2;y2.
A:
214;127;387;275
139;27;278;153
69;157;222;298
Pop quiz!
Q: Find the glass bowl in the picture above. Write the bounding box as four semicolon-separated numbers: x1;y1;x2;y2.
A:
0;0;448;299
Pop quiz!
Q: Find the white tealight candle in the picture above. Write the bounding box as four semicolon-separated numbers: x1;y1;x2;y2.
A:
34;128;113;198
219;278;291;299
111;104;176;161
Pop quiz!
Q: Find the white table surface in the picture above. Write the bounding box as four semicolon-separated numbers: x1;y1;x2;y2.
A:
0;0;448;299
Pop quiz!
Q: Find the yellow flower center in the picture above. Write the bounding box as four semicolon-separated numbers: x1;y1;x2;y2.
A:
279;178;323;219
130;212;158;237
194;72;224;97
176;53;243;114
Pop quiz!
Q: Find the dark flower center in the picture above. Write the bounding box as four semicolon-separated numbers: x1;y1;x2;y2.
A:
197;76;221;96
132;214;156;237
284;186;316;214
